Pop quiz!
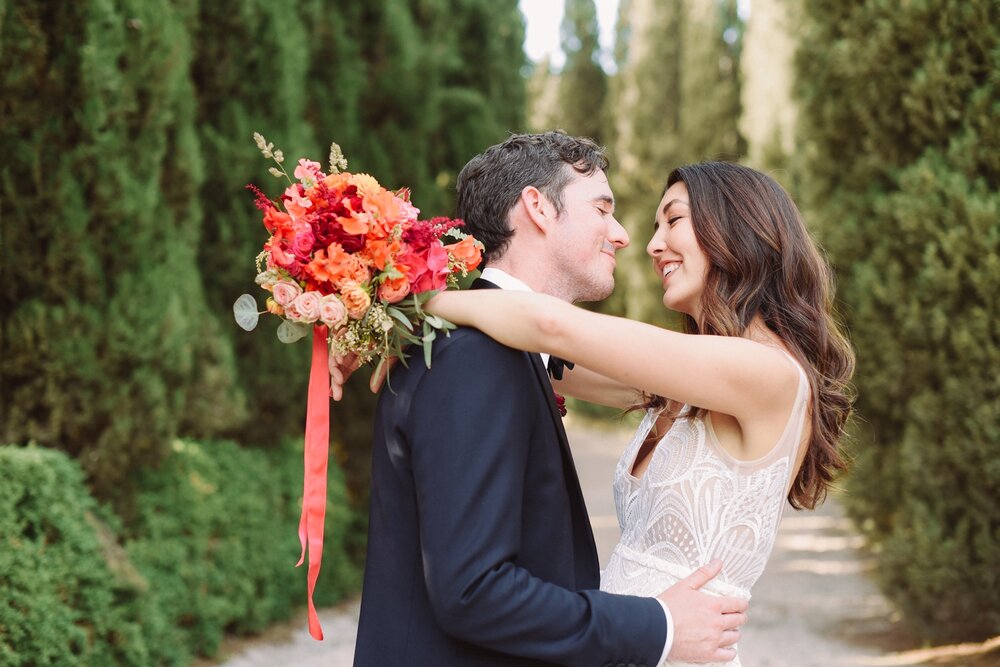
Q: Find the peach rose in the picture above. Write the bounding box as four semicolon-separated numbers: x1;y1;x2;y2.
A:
272;280;303;306
343;254;372;285
378;275;410;304
319;294;349;330
340;284;372;320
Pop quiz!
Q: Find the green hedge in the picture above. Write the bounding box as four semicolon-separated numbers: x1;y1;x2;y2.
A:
0;442;362;666
796;0;1000;642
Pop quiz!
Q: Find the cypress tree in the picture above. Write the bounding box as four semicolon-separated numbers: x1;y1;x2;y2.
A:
739;0;800;174
607;0;744;324
796;0;1000;641
557;0;609;142
0;0;243;501
192;0;317;448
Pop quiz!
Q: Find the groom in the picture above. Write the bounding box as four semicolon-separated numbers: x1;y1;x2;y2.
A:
345;132;747;665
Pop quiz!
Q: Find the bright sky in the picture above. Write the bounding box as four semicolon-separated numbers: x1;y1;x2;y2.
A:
520;0;753;72
519;0;620;71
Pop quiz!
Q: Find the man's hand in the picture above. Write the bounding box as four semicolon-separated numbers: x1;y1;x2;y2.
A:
328;350;360;400
658;560;749;663
328;350;399;399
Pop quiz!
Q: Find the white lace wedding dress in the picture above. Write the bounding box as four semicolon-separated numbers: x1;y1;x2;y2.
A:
601;354;810;667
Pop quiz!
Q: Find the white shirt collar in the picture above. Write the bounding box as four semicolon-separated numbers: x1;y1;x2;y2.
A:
479;267;550;367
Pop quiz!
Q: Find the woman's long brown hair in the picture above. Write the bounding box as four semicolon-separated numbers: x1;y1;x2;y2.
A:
642;162;856;510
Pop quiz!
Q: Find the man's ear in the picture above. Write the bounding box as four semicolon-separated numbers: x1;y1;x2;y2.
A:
518;185;557;234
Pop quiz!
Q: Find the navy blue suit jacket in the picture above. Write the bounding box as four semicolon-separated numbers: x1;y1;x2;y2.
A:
354;280;667;666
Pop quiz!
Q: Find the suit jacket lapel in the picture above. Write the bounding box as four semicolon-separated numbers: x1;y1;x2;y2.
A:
471;276;599;576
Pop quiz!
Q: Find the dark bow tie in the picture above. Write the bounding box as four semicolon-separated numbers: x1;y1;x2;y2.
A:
546;355;575;381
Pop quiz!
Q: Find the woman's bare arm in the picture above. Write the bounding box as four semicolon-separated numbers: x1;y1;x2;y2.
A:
426;290;798;422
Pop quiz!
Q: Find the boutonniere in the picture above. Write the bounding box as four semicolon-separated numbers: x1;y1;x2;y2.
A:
553;391;567;418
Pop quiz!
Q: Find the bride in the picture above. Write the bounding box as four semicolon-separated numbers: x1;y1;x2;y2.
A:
426;161;856;666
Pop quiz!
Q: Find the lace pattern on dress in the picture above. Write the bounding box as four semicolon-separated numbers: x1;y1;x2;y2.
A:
601;355;810;667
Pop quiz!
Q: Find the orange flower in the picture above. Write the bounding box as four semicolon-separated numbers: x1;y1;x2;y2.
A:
263;207;292;234
323;173;350;190
340;283;372;320
339;212;371;236
365;238;403;271
378;275;410;304
363;189;401;225
343;254;372;285
306;243;351;286
445;236;483;272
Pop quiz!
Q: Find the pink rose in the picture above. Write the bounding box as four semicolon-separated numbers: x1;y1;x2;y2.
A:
319;294;349;330
290;291;321;323
272;280;303;307
283;299;303;321
292;229;316;258
272;280;302;308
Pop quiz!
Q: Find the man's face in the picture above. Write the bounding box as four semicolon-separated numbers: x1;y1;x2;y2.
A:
547;169;630;303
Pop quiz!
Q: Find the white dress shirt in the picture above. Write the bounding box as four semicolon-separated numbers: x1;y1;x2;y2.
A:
478;266;676;664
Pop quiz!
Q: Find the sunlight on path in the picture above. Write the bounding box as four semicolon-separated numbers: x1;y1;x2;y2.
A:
211;423;990;667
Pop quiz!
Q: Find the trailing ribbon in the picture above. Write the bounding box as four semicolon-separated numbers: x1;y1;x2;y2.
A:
296;325;330;640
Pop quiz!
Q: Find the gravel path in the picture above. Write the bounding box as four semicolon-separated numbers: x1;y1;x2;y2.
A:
208;421;952;667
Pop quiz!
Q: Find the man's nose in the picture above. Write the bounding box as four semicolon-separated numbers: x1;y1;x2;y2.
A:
609;217;629;248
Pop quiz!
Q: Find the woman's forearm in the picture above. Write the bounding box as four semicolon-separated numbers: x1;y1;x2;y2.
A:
427;290;577;359
554;365;640;410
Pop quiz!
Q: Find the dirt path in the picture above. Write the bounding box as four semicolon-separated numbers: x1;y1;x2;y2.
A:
209;421;994;666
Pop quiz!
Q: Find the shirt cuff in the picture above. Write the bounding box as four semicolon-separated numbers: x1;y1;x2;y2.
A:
655;598;675;666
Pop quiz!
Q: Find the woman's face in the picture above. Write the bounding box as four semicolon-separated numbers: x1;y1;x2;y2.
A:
646;181;709;319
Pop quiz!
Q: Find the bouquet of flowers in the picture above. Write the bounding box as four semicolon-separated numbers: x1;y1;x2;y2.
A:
234;133;482;373
233;134;483;640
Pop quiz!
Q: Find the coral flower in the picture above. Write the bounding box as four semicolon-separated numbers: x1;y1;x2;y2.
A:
445;236;483;272
306;243;351;287
365;238;403;271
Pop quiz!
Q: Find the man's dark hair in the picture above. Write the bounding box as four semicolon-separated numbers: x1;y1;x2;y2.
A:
455;131;609;263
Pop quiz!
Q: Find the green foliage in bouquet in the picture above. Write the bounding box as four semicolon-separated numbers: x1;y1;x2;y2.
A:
796;0;1000;642
0;442;362;665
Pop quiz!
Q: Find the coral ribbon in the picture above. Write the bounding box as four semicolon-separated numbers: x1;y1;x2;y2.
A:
296;325;330;640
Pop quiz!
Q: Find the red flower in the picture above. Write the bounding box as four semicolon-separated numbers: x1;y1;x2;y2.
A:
247;183;275;211
553;392;567;417
398;244;450;293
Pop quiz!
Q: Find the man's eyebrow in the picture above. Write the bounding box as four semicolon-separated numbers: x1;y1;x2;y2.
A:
594;195;615;207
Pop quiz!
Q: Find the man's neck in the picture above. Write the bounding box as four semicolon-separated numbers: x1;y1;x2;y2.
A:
484;258;565;300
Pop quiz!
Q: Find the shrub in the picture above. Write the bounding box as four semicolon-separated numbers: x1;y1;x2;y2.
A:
0;447;168;667
0;442;362;664
796;0;1000;641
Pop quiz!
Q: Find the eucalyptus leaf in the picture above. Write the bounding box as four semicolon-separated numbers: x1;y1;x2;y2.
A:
424;314;443;329
233;294;260;331
386;307;414;331
423;340;433;369
277;320;310;344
